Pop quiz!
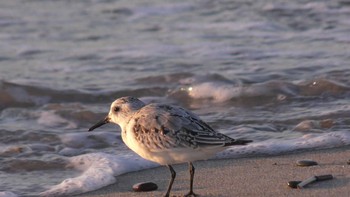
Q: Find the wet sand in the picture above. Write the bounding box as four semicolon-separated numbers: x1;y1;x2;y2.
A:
77;147;350;197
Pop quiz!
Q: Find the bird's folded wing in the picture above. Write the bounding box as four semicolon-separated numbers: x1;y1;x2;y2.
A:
131;104;235;151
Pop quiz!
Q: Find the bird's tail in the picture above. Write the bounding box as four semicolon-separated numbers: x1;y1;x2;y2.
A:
225;139;252;146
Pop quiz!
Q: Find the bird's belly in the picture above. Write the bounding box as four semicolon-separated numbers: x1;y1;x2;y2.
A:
122;131;222;165
146;148;220;165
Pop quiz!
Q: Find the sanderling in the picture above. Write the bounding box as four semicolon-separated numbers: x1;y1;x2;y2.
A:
89;96;252;197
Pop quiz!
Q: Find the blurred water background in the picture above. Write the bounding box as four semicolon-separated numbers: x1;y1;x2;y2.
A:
1;0;350;196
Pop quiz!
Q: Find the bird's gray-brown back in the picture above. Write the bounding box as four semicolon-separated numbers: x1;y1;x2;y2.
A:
129;103;246;151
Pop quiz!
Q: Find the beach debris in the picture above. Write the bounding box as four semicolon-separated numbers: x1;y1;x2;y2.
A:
296;159;318;167
132;182;158;192
297;174;333;189
288;174;333;189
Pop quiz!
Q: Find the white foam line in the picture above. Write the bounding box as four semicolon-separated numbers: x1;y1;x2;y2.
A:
216;131;350;159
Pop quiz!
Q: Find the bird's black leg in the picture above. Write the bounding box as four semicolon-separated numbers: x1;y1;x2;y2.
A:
185;162;198;197
164;165;176;197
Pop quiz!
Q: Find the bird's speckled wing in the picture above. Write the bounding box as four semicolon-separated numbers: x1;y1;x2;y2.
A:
130;104;237;151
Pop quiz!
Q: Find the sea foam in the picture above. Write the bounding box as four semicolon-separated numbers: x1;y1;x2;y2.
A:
40;153;157;197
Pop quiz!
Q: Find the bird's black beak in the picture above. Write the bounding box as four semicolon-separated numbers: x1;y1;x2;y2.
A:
88;116;110;131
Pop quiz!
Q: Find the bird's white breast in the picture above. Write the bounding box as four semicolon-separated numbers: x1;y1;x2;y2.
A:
121;119;157;161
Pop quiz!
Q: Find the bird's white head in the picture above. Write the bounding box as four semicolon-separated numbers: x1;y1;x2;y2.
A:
108;96;145;124
88;96;145;131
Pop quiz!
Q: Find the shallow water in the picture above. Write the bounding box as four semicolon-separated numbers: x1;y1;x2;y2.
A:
1;0;350;196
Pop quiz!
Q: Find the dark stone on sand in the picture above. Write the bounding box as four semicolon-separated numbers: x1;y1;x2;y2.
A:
132;182;158;192
287;181;301;189
296;160;318;167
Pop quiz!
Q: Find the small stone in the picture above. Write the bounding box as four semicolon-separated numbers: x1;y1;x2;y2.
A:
132;182;158;192
347;159;350;165
287;181;301;189
296;160;318;167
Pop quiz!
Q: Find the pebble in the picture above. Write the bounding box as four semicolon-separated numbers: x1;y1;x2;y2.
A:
287;181;301;189
132;182;158;192
296;160;318;167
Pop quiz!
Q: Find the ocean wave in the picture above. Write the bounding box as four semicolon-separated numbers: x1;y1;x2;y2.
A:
1;74;349;111
0;80;168;110
167;75;349;105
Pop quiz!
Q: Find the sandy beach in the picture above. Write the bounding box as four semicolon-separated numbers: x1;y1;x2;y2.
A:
76;146;350;197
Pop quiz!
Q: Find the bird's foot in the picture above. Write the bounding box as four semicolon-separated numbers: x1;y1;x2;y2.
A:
184;191;198;197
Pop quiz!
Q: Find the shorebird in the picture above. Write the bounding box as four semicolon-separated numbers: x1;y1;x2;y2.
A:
89;96;252;197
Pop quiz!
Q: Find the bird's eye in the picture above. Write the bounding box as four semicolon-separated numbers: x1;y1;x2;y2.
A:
114;106;120;112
